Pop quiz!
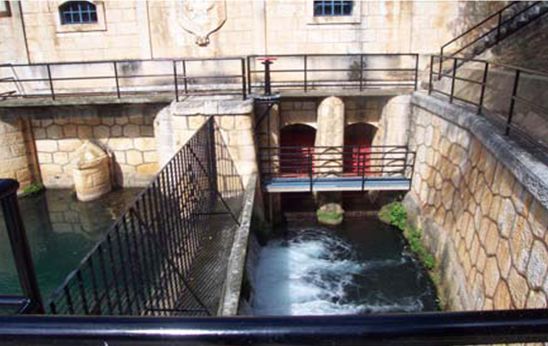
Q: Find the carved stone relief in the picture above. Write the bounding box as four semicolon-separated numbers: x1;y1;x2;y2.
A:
178;0;227;46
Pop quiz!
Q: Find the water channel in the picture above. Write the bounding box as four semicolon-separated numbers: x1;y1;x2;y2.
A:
252;215;438;315
0;188;139;299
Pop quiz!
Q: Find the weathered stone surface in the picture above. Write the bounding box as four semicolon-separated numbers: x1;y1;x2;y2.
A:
526;241;548;289
407;94;548;312
72;142;112;202
508;268;528;308
483;256;501;298
493;281;511;310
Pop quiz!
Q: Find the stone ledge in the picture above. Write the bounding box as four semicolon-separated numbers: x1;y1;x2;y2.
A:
411;92;548;210
218;173;257;316
171;96;253;116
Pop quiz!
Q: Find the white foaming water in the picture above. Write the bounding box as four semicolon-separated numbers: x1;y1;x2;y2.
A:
251;228;424;316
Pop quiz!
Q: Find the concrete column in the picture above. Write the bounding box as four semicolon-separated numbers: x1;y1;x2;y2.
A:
314;96;345;225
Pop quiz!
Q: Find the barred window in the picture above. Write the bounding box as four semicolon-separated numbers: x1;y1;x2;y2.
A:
313;0;353;16
59;1;97;25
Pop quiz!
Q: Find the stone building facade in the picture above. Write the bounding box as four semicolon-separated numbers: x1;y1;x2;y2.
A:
0;1;503;64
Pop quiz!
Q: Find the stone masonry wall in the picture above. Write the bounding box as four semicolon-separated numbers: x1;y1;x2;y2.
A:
406;93;547;311
0;112;40;190
29;104;165;188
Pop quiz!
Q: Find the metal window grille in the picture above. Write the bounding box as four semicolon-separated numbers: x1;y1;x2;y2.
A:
59;1;97;25
313;0;353;16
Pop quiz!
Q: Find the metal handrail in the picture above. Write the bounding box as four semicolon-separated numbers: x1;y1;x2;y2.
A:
246;53;419;94
429;55;548;146
258;145;415;193
1;309;547;345
438;1;546;77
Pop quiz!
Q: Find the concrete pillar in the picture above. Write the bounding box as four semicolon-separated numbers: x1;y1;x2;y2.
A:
153;96;257;186
314;96;345;225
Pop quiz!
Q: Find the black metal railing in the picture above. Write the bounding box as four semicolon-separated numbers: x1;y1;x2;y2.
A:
429;55;548;149
259;145;415;191
247;54;419;95
0;179;44;315
1;309;548;345
438;1;547;76
45;117;244;316
0;57;247;101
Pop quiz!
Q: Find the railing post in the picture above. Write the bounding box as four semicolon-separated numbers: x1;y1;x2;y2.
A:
359;54;364;91
428;55;434;95
414;54;419;91
46;64;55;100
172;61;179;102
0;179;44;314
449;58;457;103
308;152;313;193
304;55;308;92
182;60;188;95
477;61;489;115
113;61;121;99
262;58;273;96
438;48;443;81
496;12;502;43
246;56;252;95
241;58;247;100
506;69;521;136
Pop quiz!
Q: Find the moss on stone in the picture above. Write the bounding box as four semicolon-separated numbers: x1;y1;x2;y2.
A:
379;201;444;309
19;183;45;198
316;209;344;226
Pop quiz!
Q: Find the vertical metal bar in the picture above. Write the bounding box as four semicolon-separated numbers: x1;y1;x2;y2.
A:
114;225;133;315
359;54;364;91
64;286;75;314
247;56;252;95
308;151;313;193
122;219;142;314
438;48;443;81
106;234;123;314
304;55;308;92
46;64;55;100
173;61;179;102
496;12;502;43
477;62;489;115
97;244;113;315
449;58;457;103
87;257;101;315
414;54;419;91
506;69;521;136
76;270;89;315
0;179;44;314
361;146;366;192
241;58;247;100
428;55;434;95
113;61;121;99
182;60;188;95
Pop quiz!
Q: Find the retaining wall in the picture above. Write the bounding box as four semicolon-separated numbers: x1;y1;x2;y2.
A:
405;92;547;310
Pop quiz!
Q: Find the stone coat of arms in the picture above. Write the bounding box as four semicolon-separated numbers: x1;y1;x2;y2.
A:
178;0;227;46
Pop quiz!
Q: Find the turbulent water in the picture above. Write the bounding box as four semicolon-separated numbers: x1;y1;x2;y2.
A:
252;224;437;316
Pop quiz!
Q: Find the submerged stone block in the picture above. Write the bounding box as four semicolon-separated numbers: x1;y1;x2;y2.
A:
72;142;112;202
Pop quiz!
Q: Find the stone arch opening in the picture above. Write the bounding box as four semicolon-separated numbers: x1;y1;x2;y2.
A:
279;124;316;176
343;122;377;174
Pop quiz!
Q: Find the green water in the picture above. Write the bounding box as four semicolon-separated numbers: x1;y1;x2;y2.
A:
0;188;139;300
